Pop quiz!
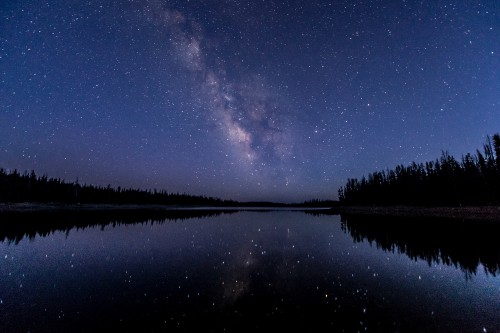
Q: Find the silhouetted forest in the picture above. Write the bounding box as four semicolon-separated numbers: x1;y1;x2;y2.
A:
0;168;338;207
0;168;237;206
338;133;500;206
340;214;500;278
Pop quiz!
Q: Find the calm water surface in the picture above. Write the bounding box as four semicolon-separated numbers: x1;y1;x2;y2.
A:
0;210;499;332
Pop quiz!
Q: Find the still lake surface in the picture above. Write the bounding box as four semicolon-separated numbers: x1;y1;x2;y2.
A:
0;210;499;332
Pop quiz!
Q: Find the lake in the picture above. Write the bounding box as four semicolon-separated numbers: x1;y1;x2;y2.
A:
0;209;499;332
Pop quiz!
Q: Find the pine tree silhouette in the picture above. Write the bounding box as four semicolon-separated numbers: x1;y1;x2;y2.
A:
339;133;500;206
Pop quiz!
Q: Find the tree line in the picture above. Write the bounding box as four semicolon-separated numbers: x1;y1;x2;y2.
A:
338;133;500;206
0;168;237;206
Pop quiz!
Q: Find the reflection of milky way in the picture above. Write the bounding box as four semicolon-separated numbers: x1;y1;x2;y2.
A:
144;1;293;172
218;221;302;306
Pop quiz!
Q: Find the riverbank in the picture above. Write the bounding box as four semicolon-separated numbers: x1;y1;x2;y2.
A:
0;203;215;212
333;205;500;222
1;203;499;222
0;202;328;213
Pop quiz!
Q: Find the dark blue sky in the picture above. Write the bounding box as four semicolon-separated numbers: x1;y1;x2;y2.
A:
1;0;499;202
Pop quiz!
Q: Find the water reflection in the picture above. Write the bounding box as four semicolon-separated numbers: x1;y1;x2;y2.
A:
339;213;500;277
1;211;499;332
0;209;237;244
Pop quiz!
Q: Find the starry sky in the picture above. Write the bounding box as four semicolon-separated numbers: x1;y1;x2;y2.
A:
1;0;499;202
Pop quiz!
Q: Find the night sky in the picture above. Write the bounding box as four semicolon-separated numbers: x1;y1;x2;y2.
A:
1;0;499;202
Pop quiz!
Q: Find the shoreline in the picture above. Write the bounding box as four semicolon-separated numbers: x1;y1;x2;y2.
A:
1;203;499;222
0;202;328;213
332;205;500;222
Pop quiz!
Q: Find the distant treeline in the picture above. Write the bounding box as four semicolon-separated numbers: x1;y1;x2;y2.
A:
0;168;236;206
0;168;336;207
338;133;500;206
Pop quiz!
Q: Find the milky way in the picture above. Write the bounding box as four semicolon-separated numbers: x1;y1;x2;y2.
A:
145;0;295;170
1;0;498;201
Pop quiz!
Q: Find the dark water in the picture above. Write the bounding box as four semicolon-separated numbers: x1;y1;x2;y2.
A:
0;210;499;332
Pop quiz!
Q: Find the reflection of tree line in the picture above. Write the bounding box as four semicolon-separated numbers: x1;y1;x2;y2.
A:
0;209;237;244
339;134;500;206
340;214;500;277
